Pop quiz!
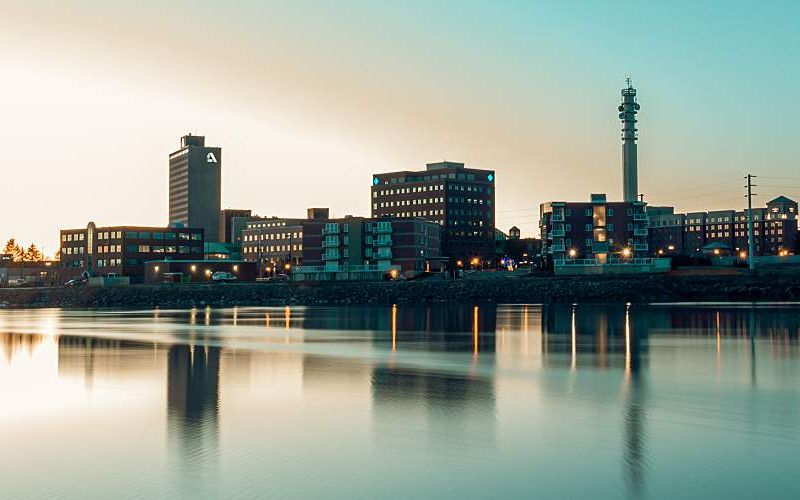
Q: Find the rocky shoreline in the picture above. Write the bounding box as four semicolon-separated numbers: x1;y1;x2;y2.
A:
1;270;800;309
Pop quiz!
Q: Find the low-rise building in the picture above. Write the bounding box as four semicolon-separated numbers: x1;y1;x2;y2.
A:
0;255;61;287
59;222;204;283
241;208;329;277
540;194;649;270
295;216;442;280
648;196;799;257
144;259;256;284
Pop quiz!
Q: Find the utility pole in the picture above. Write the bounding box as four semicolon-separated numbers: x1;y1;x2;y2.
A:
746;174;757;270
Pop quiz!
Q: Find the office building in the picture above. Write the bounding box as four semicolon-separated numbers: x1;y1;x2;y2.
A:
242;216;306;277
169;134;222;242
371;161;495;264
59;222;204;283
648;196;799;257
241;208;330;276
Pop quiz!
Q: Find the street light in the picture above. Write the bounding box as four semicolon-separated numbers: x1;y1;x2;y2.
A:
622;248;632;258
568;248;577;258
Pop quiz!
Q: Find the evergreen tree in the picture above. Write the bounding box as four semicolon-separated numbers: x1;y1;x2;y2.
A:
25;244;44;262
3;238;16;255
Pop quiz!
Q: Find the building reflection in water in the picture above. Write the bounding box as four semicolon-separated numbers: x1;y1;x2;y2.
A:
167;343;221;488
371;304;497;452
622;304;647;498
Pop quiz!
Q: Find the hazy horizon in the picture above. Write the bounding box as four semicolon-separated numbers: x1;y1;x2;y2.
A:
2;1;798;256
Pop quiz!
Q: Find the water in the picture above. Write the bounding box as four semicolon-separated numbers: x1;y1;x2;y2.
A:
1;303;799;499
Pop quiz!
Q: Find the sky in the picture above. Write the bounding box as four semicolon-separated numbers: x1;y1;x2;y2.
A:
1;0;798;256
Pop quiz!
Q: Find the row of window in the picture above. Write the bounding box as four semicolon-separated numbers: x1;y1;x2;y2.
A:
96;259;122;268
446;230;490;238
247;221;293;229
126;245;201;254
62;233;85;242
557;207;640;217
375;183;492;197
243;232;301;242
381;172;482;185
243;244;302;254
375;210;444;218
124;231;201;241
377;197;444;208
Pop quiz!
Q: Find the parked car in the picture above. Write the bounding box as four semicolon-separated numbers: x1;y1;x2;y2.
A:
269;274;289;282
211;271;237;282
64;278;87;287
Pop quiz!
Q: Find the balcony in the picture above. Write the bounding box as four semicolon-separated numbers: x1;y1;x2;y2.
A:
375;224;392;234
633;228;648;236
322;240;339;248
322;252;340;261
633;213;647;221
551;229;565;237
593;242;609;253
551;244;565;252
375;238;392;247
634;243;648;251
551;214;565;222
322;226;340;235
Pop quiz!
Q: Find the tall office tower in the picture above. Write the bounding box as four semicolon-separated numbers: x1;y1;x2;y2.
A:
169;134;222;242
619;78;640;202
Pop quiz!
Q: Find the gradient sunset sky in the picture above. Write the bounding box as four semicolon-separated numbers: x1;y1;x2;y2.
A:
1;1;798;255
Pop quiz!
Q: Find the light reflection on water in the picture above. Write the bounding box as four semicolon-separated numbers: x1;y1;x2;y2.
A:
0;303;799;499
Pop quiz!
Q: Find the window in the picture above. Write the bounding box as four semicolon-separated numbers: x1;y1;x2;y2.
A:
584;208;591;216
585;224;592;232
607;223;614;231
607;208;614;216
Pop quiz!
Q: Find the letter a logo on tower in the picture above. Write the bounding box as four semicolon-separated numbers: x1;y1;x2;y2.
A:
206;152;218;163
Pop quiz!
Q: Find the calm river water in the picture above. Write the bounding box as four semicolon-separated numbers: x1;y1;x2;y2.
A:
1;303;799;499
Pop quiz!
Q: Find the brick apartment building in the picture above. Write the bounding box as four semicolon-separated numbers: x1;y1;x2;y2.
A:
648;196;798;257
300;216;441;275
539;194;649;266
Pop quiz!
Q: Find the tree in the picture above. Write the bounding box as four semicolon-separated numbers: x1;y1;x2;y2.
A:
3;238;16;255
3;238;24;262
24;244;44;262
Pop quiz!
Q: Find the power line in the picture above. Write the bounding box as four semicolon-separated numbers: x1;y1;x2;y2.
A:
644;178;742;197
